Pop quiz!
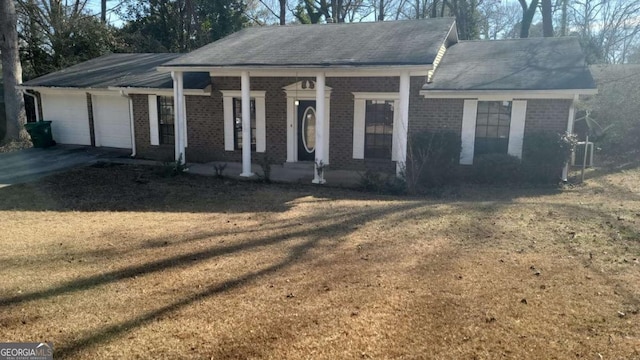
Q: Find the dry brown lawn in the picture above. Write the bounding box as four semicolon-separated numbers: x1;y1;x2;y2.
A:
0;162;639;359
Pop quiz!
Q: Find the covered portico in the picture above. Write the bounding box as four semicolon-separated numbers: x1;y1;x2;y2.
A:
161;68;417;184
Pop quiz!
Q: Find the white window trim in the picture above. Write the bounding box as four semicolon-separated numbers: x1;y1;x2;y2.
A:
460;98;528;165
352;92;400;161
148;95;159;146
149;94;187;147
221;90;266;152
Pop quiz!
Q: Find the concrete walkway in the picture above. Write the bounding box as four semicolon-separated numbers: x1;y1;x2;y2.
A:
0;145;363;188
0;145;130;188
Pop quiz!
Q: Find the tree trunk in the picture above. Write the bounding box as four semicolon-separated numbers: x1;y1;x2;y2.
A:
0;0;28;143
518;0;539;38
560;0;568;36
101;0;106;22
279;0;286;25
331;0;337;22
541;0;553;37
378;0;384;21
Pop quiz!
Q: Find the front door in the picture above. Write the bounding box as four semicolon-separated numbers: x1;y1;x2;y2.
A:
297;100;316;161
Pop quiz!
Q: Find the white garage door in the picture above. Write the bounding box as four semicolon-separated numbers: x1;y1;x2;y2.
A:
41;93;91;145
92;95;132;149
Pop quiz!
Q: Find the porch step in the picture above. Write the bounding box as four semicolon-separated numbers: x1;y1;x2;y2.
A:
282;162;314;170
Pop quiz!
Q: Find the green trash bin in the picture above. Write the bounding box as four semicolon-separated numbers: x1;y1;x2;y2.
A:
24;121;55;148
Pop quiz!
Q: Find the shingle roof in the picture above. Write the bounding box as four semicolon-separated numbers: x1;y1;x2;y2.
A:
164;18;456;68
22;53;210;89
423;36;596;91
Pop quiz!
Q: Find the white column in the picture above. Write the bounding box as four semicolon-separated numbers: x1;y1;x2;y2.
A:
562;94;579;181
240;71;254;177
396;71;410;176
172;71;185;164
313;72;326;184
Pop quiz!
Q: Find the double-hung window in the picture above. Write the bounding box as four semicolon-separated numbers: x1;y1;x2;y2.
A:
474;101;512;155
233;98;256;150
157;96;175;145
459;99;528;165
221;90;266;153
352;93;399;161
364;100;394;159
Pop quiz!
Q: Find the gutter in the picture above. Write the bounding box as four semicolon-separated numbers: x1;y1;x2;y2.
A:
20;89;40;122
119;90;137;158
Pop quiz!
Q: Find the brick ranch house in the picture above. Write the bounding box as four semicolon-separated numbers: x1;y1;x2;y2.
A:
19;18;597;183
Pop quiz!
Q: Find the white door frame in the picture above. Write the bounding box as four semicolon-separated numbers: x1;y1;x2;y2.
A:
284;81;331;163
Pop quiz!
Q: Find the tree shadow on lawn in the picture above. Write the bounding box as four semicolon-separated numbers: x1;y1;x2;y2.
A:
0;163;565;213
2;174;638;358
0;199;439;358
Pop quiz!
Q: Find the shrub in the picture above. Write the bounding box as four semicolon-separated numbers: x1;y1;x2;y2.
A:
256;153;273;183
522;132;577;183
213;163;227;178
357;169;406;195
161;153;186;177
406;131;461;191
472;153;522;184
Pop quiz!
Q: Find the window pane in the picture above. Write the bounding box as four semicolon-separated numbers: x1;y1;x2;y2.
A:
488;113;500;125
477;101;489;114
476;113;488;125
476;125;487;137
486;125;498;138
498;126;510;138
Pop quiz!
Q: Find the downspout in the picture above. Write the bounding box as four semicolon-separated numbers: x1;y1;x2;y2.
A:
120;90;137;157
21;90;40;122
562;94;579;182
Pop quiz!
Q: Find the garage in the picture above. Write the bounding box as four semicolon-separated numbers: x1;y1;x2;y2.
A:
40;92;91;145
92;94;132;149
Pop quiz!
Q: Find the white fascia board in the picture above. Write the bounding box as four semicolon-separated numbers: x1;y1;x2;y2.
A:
16;85;100;95
108;87;211;96
220;90;267;98
420;89;598;99
352;92;400;100
446;20;459;44
157;65;431;77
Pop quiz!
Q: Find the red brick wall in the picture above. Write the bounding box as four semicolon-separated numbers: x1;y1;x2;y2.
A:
130;78;572;173
132;94;174;161
523;99;571;135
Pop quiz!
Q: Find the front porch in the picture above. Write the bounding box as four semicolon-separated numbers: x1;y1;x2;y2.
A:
162;70;413;185
188;161;363;187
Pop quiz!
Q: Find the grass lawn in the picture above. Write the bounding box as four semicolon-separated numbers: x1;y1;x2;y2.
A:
0;163;639;359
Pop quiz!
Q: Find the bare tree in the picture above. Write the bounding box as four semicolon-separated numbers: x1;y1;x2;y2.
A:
0;0;28;142
518;0;539;38
569;0;640;63
479;0;521;39
541;0;554;36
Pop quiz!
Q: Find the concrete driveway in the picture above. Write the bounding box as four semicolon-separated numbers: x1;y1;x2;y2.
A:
0;145;130;188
